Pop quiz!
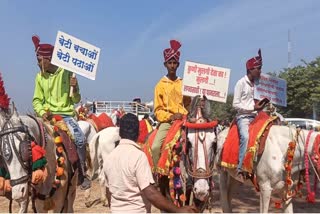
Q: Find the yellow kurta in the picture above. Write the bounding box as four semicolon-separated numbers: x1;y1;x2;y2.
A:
154;76;188;122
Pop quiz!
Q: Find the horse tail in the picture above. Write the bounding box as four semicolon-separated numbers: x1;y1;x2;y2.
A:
87;133;100;180
86;144;92;171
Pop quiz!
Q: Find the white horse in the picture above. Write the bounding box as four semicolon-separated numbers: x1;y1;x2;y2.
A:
157;95;217;212
85;126;120;207
216;125;320;213
0;106;31;213
0;105;78;212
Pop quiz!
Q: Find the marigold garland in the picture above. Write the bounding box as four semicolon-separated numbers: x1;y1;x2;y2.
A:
304;130;316;203
50;115;66;188
168;138;186;207
273;139;298;209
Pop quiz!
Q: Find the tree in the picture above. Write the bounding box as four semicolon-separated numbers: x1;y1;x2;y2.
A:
210;94;236;123
275;57;320;120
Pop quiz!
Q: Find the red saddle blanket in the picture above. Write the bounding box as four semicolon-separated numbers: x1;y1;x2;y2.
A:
143;120;184;176
221;112;277;173
87;113;114;131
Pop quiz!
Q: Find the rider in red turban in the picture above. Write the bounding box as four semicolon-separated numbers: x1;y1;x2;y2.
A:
32;35;54;60
246;49;262;70
163;40;181;62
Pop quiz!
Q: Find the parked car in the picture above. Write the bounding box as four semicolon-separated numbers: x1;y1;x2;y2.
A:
284;118;320;131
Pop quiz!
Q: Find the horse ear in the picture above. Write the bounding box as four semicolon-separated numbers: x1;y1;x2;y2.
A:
11;101;19;117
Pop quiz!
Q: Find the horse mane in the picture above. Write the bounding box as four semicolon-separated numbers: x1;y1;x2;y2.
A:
188;95;212;122
202;97;212;121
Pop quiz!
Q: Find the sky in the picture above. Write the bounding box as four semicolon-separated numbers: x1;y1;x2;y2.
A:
0;0;320;113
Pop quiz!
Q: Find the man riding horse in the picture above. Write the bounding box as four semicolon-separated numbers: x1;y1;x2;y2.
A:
233;49;269;182
31;35;91;190
152;39;189;173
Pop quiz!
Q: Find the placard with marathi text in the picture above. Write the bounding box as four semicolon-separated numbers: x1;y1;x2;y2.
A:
182;61;230;103
51;31;100;80
254;73;287;107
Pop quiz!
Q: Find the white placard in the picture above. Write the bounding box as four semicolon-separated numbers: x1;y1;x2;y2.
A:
182;61;230;103
51;31;100;80
254;73;287;107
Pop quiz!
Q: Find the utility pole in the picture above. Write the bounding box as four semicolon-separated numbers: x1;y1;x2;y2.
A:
288;29;291;69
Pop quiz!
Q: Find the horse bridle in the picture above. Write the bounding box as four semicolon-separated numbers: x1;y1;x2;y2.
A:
185;128;215;179
184;114;215;180
0;111;33;187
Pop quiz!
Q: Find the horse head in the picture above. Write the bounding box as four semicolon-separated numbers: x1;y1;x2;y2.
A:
185;95;216;203
0;103;31;202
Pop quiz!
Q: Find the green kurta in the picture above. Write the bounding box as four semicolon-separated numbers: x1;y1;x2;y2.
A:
32;67;81;117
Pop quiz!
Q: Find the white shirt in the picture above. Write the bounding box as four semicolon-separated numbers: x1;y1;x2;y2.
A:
104;139;155;213
233;75;256;117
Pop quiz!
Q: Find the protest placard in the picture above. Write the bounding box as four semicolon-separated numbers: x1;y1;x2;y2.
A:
254;73;287;107
182;61;230;103
51;31;100;80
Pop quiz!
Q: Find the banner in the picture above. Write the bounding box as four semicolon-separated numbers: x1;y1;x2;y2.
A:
254;73;287;107
182;61;230;103
51;31;100;80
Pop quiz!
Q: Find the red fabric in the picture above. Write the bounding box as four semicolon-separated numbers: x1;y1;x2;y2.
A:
143;119;184;175
97;113;115;128
52;115;63;121
138;119;149;144
185;120;218;129
157;119;184;175
163;40;181;62
31;142;46;162
32;35;54;59
88;113;114;131
246;49;262;70
221;121;239;167
221;111;273;171
0;75;10;110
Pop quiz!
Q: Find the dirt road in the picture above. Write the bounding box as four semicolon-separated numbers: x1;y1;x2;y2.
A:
1;180;319;213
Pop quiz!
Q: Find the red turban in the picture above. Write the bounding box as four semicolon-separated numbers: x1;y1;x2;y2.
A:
163;40;181;62
0;74;10;110
246;49;262;70
32;35;54;59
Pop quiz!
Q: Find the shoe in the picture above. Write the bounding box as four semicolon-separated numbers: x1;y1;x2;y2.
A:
236;171;245;183
80;177;92;190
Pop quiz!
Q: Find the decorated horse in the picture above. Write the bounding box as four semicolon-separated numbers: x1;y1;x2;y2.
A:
143;95;218;212
0;104;34;213
215;109;320;212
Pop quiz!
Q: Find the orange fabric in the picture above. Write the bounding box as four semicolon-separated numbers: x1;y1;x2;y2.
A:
243;112;276;173
97;113;115;128
138;119;149;144
221;112;275;172
157;120;184;175
143;130;158;170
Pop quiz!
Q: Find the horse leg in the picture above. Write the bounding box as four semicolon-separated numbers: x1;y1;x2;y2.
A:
64;171;78;212
282;198;293;213
18;197;29;213
106;187;111;208
98;172;109;207
219;171;232;213
259;182;272;213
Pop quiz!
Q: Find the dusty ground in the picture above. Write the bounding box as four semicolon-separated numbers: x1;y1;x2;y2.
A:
1;179;319;213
